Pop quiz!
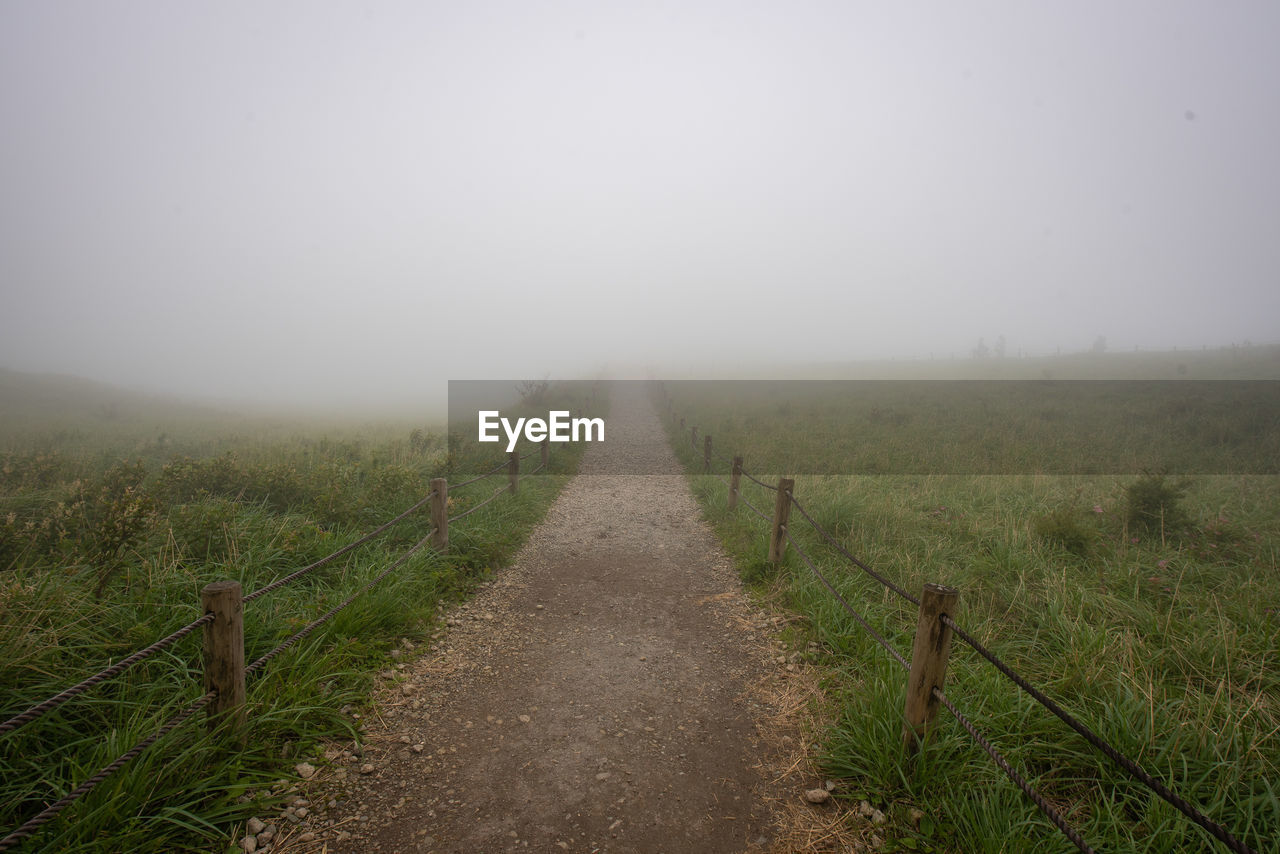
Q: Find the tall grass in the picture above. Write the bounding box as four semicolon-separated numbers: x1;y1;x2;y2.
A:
664;379;1278;853
0;386;598;851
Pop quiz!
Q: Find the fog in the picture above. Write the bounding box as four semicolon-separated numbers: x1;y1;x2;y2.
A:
2;2;1278;411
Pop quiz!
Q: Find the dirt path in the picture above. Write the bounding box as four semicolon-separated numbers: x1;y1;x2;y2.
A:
277;385;815;853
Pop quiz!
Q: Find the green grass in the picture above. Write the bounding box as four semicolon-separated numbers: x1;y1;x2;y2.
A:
0;375;599;852
659;358;1278;853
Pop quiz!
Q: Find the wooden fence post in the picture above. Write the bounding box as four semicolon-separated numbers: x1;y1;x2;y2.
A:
201;580;245;742
540;439;549;471
704;435;712;473
690;425;697;450
679;416;685;429
508;450;519;493
430;477;448;552
903;583;960;754
729;456;742;510
768;478;795;564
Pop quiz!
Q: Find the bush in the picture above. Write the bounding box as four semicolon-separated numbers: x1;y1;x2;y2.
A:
167;497;240;563
1125;473;1192;538
1033;507;1094;556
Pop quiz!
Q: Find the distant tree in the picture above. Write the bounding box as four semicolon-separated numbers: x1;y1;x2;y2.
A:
516;377;551;405
1092;335;1107;354
971;338;990;359
993;335;1007;358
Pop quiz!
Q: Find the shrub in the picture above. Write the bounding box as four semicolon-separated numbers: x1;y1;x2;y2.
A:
1124;473;1192;538
1033;507;1094;557
167;497;240;563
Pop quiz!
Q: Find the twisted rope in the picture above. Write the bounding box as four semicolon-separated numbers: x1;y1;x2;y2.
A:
783;527;909;670
246;529;436;677
933;686;1095;854
448;483;507;523
940;614;1256;854
0;614;213;737
737;494;774;527
739;468;779;491
243;489;435;603
0;690;217;851
449;457;511;491
788;494;919;606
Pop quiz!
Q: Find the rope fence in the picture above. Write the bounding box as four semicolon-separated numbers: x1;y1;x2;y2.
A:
660;386;1257;854
0;441;563;851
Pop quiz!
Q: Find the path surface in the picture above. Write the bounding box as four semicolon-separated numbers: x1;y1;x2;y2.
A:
304;386;802;853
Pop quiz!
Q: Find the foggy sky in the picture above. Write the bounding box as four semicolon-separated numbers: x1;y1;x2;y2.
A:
2;2;1278;409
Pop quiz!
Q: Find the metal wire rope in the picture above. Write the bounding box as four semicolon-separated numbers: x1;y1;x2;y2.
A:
939;614;1257;854
243;489;436;603
449;457;512;491
781;526;1095;852
0;613;214;737
932;686;1096;854
448;483;507;523
737;494;774;527
738;467;779;491
245;530;436;677
788;493;920;607
782;526;909;670
0;690;218;851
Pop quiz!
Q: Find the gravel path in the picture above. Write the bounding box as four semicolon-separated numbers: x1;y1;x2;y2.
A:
270;384;811;853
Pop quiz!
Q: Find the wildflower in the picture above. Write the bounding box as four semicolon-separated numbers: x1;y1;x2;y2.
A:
1093;505;1103;514
1157;559;1168;569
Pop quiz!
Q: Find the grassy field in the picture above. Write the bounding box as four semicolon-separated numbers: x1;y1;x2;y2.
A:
661;347;1279;853
0;371;597;852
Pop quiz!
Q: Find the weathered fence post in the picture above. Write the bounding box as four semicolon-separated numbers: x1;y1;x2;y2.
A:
201;580;245;742
540;438;549;471
768;478;795;564
690;425;698;450
729;455;742;510
703;435;712;473
902;583;960;754
508;450;519;493
430;477;448;552
679;416;685;429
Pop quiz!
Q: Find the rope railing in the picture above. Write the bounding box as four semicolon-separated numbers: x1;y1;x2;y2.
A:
737;493;774;527
1;437;568;849
938;613;1256;854
932;686;1096;854
659;391;1258;854
243;488;436;603
246;529;437;678
740;468;780;491
782;525;909;671
449;456;513;490
0;690;218;852
449;482;507;523
781;514;1092;851
788;493;920;607
0;613;214;737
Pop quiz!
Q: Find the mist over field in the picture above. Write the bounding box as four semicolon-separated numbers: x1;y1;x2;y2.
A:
3;2;1279;411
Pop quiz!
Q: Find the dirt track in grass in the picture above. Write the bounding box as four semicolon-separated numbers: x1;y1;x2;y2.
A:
272;384;842;853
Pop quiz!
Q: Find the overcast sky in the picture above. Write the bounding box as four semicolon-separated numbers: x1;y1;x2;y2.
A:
2;2;1278;408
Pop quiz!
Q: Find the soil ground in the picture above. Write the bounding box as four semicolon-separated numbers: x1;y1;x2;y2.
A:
266;385;836;853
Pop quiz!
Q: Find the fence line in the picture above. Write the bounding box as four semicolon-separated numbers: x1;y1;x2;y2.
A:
0;443;563;851
662;387;1257;854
